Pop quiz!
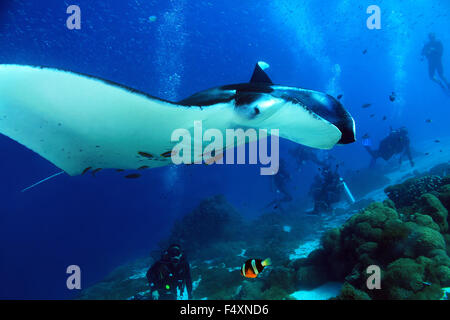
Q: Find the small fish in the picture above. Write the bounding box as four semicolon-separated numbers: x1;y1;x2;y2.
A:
138;165;149;170
125;173;141;179
362;103;371;108
425;152;430;156
435;140;441;143
241;258;271;278
115;169;125;172
425;119;432;123
382;116;387;120
337;94;343;100
370;114;375;118
362;133;370;139
389;92;396;102
362;49;367;54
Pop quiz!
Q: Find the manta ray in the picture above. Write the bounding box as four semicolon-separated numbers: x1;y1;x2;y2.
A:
0;62;355;179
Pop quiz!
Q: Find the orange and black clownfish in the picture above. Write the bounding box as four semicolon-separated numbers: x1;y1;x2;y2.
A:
240;258;271;278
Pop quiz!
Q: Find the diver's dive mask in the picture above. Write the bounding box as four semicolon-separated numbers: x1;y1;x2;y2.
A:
168;246;182;263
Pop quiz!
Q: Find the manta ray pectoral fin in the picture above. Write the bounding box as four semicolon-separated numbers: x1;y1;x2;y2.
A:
0;64;227;176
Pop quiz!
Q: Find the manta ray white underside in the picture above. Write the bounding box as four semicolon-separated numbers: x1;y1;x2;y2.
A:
0;64;344;176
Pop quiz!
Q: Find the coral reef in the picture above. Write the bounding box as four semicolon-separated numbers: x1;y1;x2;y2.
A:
295;175;450;300
384;175;445;208
80;165;450;300
161;194;245;258
429;162;450;177
79;194;314;300
78;257;151;300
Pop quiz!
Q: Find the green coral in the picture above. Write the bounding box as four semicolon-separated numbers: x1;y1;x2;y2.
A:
385;175;443;208
334;282;371;300
418;193;448;233
384;258;425;297
407;224;446;256
289;174;450;300
413;213;440;231
438;184;450;213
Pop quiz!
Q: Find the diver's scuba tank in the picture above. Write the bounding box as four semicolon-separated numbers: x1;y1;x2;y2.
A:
339;177;356;204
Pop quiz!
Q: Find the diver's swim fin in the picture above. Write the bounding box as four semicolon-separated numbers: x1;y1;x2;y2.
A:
21;171;65;192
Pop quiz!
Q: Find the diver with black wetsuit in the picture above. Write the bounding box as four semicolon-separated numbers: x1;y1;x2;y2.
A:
146;244;193;300
364;127;414;168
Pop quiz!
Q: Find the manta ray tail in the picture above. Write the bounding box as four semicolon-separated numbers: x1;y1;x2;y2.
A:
21;171;65;192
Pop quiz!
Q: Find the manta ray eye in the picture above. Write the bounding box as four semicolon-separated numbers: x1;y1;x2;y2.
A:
254;107;260;115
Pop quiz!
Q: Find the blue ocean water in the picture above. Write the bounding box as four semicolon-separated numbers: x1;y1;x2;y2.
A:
0;0;449;299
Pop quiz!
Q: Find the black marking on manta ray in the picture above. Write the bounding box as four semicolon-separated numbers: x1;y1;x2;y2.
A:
138;151;154;158
177;83;274;107
91;168;102;176
221;83;274;93
234;92;262;107
161;151;173;158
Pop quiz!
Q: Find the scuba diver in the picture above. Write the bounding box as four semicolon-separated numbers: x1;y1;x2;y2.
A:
363;127;414;168
146;244;193;300
421;33;450;92
307;163;343;214
288;145;328;171
266;159;293;211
